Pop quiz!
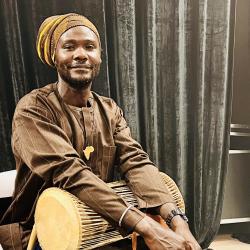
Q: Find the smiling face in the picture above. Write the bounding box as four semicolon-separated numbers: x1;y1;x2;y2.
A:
54;26;102;90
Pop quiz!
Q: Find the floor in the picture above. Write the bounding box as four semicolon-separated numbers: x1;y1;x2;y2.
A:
209;234;250;250
1;234;249;250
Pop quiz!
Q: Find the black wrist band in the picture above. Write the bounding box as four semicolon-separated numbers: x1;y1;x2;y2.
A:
165;208;188;228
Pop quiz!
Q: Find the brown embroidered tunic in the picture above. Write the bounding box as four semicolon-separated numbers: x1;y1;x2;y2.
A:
0;83;174;249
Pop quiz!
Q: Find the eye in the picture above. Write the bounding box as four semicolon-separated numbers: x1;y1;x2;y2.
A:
85;44;95;50
63;43;75;50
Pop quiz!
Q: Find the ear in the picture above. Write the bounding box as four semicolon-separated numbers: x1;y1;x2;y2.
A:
54;57;58;68
53;50;58;67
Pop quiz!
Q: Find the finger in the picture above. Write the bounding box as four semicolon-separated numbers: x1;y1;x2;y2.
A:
184;241;193;250
187;241;198;250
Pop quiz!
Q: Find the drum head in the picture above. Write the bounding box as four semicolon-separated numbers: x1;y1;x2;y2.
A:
35;188;81;250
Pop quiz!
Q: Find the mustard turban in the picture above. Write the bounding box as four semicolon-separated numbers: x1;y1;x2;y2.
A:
36;13;100;67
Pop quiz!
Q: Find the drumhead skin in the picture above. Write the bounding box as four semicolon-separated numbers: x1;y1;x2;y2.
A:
35;188;82;250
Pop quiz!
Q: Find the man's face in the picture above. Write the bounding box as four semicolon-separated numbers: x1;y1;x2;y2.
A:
54;26;101;89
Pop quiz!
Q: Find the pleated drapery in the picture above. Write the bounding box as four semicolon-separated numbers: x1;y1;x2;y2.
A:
107;1;234;246
0;0;234;248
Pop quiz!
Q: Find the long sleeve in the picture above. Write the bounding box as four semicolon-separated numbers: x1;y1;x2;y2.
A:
11;94;144;233
113;103;175;209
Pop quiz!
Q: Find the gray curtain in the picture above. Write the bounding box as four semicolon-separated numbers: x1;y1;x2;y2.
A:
0;0;234;248
107;0;234;247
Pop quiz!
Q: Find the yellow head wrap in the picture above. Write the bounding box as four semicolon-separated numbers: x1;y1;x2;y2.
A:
36;13;100;67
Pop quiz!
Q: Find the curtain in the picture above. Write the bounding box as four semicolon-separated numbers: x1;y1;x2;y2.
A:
107;0;234;247
0;0;234;248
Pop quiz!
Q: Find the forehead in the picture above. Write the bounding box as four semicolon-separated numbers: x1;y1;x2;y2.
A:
58;26;99;44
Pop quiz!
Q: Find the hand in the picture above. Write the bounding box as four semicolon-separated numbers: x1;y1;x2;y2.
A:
171;216;202;250
135;215;192;250
157;203;201;250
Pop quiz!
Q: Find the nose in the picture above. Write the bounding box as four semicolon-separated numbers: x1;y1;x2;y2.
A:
73;47;87;61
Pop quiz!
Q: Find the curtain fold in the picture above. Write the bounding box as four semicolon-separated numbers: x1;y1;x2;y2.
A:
0;0;234;247
107;0;233;247
109;0;141;138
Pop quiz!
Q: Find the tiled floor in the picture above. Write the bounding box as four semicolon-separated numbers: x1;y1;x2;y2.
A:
210;234;250;250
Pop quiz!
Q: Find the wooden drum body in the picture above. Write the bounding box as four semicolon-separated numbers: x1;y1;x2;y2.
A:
31;172;185;250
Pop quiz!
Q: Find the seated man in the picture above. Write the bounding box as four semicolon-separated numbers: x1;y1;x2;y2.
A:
0;13;200;250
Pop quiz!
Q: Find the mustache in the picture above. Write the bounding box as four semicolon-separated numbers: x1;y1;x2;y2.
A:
68;63;94;69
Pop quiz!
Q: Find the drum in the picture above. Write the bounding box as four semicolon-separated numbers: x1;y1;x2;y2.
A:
32;172;185;250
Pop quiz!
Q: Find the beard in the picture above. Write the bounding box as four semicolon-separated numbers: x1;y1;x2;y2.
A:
58;63;100;90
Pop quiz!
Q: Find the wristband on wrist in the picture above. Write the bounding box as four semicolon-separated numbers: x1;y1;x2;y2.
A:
165;207;188;228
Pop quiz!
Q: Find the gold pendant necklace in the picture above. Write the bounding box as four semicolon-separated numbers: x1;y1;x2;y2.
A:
81;103;95;161
56;84;95;161
68;100;95;161
83;146;94;160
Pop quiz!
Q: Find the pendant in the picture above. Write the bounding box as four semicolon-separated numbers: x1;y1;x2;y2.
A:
83;146;94;160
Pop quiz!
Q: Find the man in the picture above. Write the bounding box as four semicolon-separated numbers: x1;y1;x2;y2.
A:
0;13;200;249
